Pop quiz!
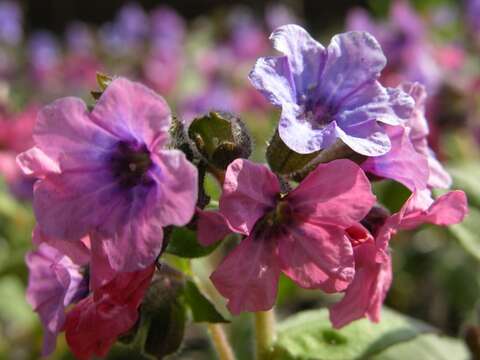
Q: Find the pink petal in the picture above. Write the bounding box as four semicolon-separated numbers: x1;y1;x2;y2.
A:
197;209;231;246
151;150;198;227
288;159;376;228
32;227;90;266
210;234;280;314
32;97;117;171
278;222;355;292
330;243;392;328
220;159;279;235
361;126;429;191
97;212;164;272
33;168;123;241
400;190;468;230
16;147;60;178
91;77;171;149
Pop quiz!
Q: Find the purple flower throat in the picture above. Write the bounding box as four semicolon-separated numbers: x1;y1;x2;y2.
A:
110;141;154;188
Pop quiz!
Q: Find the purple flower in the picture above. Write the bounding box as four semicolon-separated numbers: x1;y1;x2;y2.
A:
347;1;441;93
180;82;237;124
18;78;198;272
467;0;480;33
26;242;88;356
99;3;148;54
150;6;185;51
362;82;451;191
65;21;95;55
0;0;22;45
28;31;61;76
249;24;413;155
228;7;268;60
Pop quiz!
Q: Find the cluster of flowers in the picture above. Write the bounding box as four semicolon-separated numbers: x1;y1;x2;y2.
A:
20;23;467;359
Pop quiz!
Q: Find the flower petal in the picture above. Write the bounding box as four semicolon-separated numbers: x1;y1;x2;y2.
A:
316;31;386;110
249;56;296;107
220;159;279;235
210;234;280;314
197;210;231;246
32;97;117;171
336;119;391;156
278;222;354;292
289;159;376;228
400;190;468;230
33;168;122;241
270;24;326;95
330;244;392;328
91;77;171;149
151;150;198;227
361;126;429;191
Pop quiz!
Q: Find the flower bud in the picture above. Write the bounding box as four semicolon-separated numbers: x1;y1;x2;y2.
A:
188;111;252;171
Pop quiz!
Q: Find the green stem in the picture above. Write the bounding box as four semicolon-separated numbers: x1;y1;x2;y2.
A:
255;309;276;360
207;323;237;360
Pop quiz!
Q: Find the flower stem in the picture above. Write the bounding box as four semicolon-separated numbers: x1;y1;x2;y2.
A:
255;309;276;360
207;323;237;360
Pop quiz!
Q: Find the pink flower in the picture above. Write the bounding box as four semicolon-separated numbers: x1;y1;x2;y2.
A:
26;242;89;355
209;159;376;314
330;189;468;328
18;77;198;272
362;82;451;191
64;265;155;360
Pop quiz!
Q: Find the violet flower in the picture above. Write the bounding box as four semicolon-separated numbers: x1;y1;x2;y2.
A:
0;0;22;46
347;1;441;93
18;78;198;273
26;242;89;355
249;24;413;156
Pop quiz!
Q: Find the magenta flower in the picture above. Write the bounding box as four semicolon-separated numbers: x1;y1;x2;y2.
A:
26;242;89;355
249;24;414;156
64;265;155;360
18;78;198;272
330;189;468;328
209;159;376;314
362;82;451;191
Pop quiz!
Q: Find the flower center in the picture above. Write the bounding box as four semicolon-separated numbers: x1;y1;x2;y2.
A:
253;198;292;239
110;141;153;188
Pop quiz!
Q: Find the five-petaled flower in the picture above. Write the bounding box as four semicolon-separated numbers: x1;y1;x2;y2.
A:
18;77;198;273
249;24;414;156
206;158;376;314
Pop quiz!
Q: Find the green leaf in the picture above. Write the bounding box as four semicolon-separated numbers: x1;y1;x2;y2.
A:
165;227;219;258
372;334;470;360
183;280;229;323
271;308;434;360
449;206;480;262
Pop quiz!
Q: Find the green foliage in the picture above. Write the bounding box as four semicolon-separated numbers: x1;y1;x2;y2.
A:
271;308;433;360
447;162;480;261
372;333;470;360
183;280;229;323
449;206;480;262
165;227;219;258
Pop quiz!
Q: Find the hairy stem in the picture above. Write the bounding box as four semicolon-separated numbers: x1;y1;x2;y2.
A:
207;323;237;360
255;309;276;360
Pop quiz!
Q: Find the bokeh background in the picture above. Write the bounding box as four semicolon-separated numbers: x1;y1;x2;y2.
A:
1;0;480;359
